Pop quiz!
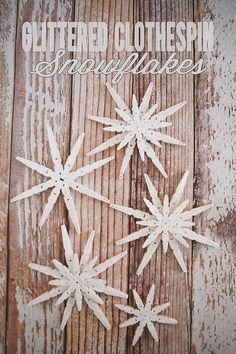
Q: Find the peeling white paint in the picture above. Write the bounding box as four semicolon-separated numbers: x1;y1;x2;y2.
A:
0;0;16;126
0;276;5;299
17;338;22;354
0;0;18;351
204;0;236;222
0;211;5;234
193;242;236;353
24;45;68;243
193;1;236;354
15;286;63;354
15;285;45;354
17;0;70;248
12;0;72;352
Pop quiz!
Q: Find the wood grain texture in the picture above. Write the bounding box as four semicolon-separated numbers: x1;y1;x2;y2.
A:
65;1;132;353
0;1;17;352
6;1;74;353
192;0;236;353
127;1;194;353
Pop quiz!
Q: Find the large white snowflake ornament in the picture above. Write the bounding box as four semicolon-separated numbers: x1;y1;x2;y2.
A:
111;171;219;274
116;284;177;345
87;82;186;178
11;126;114;233
28;225;128;330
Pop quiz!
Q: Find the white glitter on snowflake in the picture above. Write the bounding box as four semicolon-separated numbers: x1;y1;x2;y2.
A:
11;125;114;233
111;171;219;274
116;284;177;345
87;82;186;178
28;225;127;330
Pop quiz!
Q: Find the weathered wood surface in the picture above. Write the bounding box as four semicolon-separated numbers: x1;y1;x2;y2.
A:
128;1;194;353
0;1;17;352
128;1;194;354
0;0;235;353
192;1;236;353
7;1;73;353
65;1;132;352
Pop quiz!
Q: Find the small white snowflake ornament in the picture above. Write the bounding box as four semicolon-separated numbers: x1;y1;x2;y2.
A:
116;284;177;345
111;171;219;274
11;126;114;233
87;82;186;178
28;225;128;330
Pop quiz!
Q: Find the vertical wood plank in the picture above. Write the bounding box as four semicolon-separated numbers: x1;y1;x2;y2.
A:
192;1;236;353
0;0;17;352
66;0;133;353
128;1;194;353
7;1;74;352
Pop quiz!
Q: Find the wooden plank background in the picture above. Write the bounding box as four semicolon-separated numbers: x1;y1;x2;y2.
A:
0;0;235;353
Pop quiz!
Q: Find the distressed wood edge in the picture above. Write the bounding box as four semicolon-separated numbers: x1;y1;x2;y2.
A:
0;0;17;352
192;0;236;353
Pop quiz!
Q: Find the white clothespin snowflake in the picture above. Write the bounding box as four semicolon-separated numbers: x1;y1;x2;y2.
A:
28;225;128;330
116;284;177;345
11;126;114;233
111;171;219;274
87;83;186;178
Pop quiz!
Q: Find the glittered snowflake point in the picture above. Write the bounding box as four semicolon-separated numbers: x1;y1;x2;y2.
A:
116;284;177;345
11;125;114;233
111;171;219;274
28;225;128;330
87;82;186;178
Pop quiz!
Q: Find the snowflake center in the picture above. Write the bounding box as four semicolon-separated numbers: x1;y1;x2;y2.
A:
70;273;84;288
54;170;70;184
131;122;146;141
157;212;181;236
139;309;152;321
158;214;175;232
